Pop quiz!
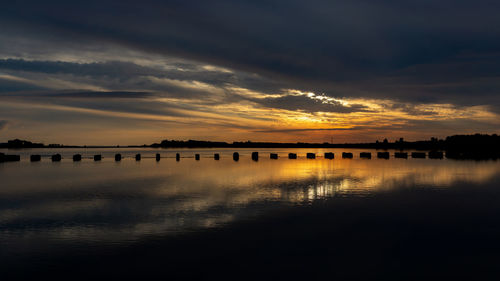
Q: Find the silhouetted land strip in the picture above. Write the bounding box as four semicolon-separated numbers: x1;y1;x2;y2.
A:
1;134;499;160
152;134;500;160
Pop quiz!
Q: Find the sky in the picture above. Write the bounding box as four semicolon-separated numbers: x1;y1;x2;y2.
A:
0;0;499;145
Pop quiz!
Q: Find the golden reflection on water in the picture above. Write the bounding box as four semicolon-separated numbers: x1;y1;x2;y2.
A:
0;149;499;243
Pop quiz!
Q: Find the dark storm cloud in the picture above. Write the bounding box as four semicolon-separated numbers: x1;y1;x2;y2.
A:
251;94;368;113
0;59;156;78
0;77;46;92
382;103;438;116
45;91;153;99
0;89;154;100
0;90;193;118
0;89;274;126
0;59;230;84
0;0;500;107
0;59;285;101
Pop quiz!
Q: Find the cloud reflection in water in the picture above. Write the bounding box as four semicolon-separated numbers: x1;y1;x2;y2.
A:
0;148;499;250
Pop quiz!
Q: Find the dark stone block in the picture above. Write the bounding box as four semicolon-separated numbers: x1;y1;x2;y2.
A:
428;151;444;159
377;152;390;159
3;154;20;162
252;152;259;161
52;154;62;162
395;152;408;158
342;152;353;159
360;152;371;159
324;152;334;159
412;152;426;158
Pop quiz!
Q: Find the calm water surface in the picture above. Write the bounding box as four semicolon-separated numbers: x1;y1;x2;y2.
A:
1;148;500;280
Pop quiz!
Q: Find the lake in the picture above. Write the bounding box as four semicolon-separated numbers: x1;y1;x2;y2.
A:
1;148;500;280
